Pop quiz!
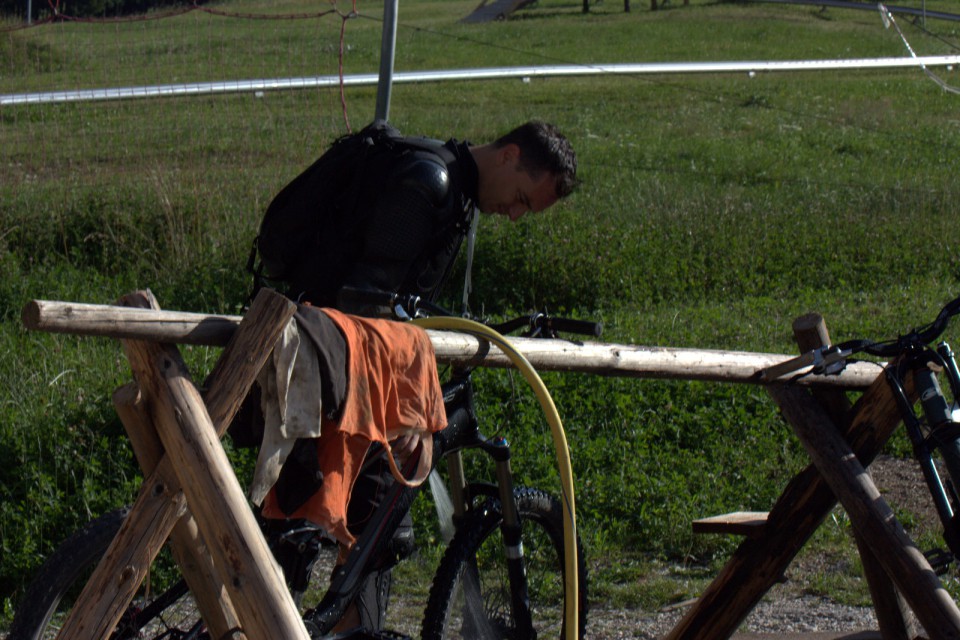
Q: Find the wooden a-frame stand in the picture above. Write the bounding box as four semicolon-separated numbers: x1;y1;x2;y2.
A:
52;288;309;640
669;315;960;640
21;290;960;638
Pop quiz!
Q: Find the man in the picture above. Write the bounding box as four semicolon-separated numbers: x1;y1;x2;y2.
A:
281;119;578;310
265;119;577;631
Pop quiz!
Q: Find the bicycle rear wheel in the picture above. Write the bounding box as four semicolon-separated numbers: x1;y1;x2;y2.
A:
421;487;587;640
10;507;209;640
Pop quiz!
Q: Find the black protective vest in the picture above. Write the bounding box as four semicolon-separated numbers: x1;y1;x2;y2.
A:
286;138;478;307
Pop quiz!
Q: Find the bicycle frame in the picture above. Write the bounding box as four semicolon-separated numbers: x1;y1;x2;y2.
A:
882;341;960;566
303;369;536;638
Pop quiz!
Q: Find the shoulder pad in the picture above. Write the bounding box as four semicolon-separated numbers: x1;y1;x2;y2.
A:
394;155;450;209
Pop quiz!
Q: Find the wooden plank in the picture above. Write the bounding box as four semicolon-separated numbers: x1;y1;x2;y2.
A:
771;383;960;639
792;314;916;640
21;299;880;389
692;511;768;537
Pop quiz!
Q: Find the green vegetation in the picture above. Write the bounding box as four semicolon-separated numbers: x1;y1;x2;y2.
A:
2;0;960;628
0;0;192;21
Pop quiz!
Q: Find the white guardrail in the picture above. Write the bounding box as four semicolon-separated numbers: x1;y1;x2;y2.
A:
4;57;960;106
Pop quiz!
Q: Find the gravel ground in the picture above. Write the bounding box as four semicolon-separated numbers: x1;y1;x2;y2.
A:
375;453;929;638
587;596;879;638
578;454;935;638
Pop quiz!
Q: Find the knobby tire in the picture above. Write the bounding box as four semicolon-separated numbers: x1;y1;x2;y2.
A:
9;507;206;640
421;487;588;640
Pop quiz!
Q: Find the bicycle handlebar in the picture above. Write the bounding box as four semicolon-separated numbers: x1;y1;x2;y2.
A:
487;313;603;339
760;293;960;381
337;286;603;339
845;295;960;359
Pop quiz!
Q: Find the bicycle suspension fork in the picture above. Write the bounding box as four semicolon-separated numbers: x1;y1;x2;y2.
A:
481;435;535;639
440;374;535;637
444;435;536;638
886;354;960;558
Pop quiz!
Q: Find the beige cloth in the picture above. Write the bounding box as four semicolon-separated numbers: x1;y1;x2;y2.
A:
249;318;324;505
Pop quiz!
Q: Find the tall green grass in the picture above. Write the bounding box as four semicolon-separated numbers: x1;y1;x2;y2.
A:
2;0;960;625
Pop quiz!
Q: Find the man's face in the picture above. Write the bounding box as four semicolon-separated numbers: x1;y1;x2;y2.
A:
477;144;558;221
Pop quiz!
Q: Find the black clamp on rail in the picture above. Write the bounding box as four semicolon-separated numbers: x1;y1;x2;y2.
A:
759;344;852;382
487;312;603;340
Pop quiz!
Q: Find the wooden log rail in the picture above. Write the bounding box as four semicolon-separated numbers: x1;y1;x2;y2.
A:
22;299;880;388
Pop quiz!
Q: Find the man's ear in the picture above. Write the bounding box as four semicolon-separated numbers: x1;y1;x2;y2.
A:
497;143;521;166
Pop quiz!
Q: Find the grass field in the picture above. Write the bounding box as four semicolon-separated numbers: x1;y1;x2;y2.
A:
2;0;960;630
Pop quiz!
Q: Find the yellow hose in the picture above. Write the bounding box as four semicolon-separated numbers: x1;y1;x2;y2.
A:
412;316;579;640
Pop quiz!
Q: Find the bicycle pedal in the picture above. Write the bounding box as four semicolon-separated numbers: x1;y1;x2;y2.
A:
923;547;954;575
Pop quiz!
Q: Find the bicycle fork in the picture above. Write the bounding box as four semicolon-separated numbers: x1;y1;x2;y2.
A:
487;436;536;639
887;349;960;561
446;436;536;639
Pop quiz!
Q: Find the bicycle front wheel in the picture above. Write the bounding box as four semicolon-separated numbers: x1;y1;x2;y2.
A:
422;487;588;640
9;507;206;640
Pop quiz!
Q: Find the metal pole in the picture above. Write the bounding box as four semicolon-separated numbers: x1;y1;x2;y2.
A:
374;0;398;122
26;0;32;24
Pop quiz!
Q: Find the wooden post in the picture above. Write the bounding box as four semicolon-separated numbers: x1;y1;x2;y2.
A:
793;313;919;640
792;313;853;419
771;383;960;639
664;369;905;639
55;462;190;640
137;343;308;639
54;289;298;639
114;383;244;639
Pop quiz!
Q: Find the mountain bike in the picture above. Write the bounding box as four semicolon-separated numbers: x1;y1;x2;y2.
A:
763;293;960;572
10;291;597;640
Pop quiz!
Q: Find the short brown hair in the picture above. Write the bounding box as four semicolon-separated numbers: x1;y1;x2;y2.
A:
493;121;578;198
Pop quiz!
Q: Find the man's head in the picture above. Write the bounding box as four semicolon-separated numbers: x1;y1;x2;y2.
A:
471;121;577;221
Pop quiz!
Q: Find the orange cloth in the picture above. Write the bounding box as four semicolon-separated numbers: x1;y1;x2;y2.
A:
261;308;446;548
